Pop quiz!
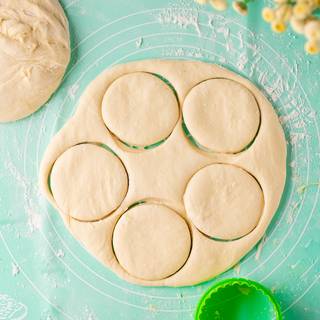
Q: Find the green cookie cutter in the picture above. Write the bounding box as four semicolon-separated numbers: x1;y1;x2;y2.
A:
195;278;282;320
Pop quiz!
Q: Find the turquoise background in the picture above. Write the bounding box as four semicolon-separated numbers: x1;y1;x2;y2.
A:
0;0;320;319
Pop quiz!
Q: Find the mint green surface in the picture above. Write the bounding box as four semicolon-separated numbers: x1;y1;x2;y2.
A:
196;278;282;320
0;1;320;319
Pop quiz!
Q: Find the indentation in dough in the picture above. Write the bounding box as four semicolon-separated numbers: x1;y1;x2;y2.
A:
102;72;180;148
184;164;264;240
112;203;191;281
50;143;128;222
182;79;260;154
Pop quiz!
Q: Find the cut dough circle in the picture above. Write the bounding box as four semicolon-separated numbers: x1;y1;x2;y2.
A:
113;204;191;281
183;79;260;153
102;72;179;147
184;164;264;240
0;0;70;122
50;144;128;222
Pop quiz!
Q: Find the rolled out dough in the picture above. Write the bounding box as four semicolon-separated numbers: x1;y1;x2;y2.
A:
40;60;286;287
0;0;70;122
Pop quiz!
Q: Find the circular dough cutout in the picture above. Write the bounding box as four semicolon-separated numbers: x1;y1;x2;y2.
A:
102;72;179;147
0;0;70;122
50;144;128;221
183;79;260;153
184;164;264;240
113;204;191;281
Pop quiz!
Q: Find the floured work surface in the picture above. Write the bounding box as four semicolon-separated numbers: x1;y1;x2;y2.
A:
40;60;286;287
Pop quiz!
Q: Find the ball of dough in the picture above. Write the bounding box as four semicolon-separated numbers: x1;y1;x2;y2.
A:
113;204;191;281
102;72;179;147
184;164;264;240
50;144;128;222
183;79;260;153
0;0;70;122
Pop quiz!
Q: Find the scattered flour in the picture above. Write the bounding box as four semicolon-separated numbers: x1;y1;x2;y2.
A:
56;249;65;258
264;75;286;102
290;260;300;269
11;263;20;277
233;263;241;275
27;208;42;233
135;37;143;48
297;182;320;195
68;83;80;100
237;31;244;49
237;52;248;71
4;159;43;234
255;234;267;261
148;304;157;313
78;305;97;320
161;47;203;58
157;7;201;35
216;26;231;51
286;201;301;225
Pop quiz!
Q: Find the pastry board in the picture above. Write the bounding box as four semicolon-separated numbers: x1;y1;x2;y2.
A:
0;0;319;319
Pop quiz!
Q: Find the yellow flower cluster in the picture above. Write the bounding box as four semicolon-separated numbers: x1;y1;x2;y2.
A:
194;0;249;15
262;0;320;55
194;0;320;55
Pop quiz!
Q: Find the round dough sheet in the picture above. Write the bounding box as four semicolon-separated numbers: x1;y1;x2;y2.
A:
40;59;286;287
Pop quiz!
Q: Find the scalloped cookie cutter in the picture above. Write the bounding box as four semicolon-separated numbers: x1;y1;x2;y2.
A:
40;60;286;287
195;278;282;320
